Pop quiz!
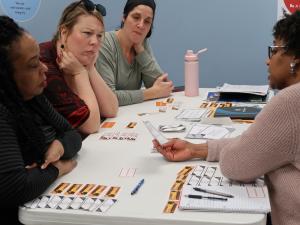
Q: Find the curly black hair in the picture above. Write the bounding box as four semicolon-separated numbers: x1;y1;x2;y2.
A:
0;16;46;163
273;10;300;58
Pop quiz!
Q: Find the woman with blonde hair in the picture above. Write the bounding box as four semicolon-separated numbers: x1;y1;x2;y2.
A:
40;0;118;136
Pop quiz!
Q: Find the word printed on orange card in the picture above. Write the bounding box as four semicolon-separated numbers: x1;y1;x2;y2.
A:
119;168;136;177
156;101;167;112
163;201;178;213
177;166;193;176
101;122;116;128
156;101;167;106
126;122;137;128
89;185;107;197
200;102;232;109
166;97;174;104
51;182;70;194
65;183;83;195
200;102;209;108
78;184;96;196
219;102;233;108
169;191;181;201
105;186;121;198
171;180;185;191
176;173;189;182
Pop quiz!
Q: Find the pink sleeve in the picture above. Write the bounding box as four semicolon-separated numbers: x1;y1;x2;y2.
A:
207;90;298;182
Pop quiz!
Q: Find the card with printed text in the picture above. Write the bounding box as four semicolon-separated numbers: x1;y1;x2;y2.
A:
101;122;116;128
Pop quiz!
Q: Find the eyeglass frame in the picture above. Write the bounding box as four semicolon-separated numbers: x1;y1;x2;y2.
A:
66;0;106;19
268;45;286;59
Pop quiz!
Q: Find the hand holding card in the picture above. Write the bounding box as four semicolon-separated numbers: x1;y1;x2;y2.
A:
143;121;168;145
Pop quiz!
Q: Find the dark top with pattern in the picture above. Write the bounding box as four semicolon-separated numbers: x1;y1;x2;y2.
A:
0;94;81;206
40;41;89;128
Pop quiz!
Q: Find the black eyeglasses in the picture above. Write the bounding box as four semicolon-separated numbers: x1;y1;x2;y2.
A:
69;0;106;17
268;45;286;59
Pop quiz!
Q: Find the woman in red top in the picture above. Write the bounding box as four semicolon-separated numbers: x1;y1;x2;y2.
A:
40;0;118;136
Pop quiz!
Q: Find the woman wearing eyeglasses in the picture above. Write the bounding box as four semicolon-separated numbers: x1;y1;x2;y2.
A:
40;0;118;136
95;0;174;106
0;16;81;224
154;11;300;225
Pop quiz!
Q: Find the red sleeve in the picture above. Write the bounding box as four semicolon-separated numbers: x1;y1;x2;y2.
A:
40;42;90;128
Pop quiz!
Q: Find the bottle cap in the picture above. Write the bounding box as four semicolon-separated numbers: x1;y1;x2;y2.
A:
185;50;198;61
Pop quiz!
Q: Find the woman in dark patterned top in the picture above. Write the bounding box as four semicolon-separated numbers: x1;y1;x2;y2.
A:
40;0;118;135
0;16;81;223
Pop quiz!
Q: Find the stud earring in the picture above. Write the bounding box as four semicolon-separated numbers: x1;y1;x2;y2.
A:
290;62;296;74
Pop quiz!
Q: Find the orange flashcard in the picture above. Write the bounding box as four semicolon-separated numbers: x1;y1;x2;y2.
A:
101;122;116;128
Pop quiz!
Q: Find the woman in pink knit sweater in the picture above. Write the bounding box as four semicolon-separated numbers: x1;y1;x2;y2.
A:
153;11;300;225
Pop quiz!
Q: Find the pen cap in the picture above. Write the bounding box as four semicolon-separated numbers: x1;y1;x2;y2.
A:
184;50;199;97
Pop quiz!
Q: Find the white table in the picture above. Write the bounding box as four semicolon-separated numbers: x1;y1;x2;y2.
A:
19;89;266;225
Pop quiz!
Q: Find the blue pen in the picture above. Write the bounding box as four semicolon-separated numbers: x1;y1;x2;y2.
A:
131;179;145;195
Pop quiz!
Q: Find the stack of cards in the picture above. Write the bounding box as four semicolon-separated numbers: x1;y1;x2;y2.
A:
23;182;120;213
163;166;193;214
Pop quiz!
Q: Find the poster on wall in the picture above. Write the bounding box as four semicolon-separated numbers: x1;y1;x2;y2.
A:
0;0;41;22
278;0;300;19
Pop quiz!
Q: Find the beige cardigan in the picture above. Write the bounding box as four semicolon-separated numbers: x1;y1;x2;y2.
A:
207;82;300;225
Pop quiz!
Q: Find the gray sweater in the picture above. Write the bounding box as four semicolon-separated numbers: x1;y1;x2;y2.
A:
96;31;163;106
207;82;300;225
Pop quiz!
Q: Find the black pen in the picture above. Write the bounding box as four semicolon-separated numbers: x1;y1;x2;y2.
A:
185;194;228;201
193;187;234;198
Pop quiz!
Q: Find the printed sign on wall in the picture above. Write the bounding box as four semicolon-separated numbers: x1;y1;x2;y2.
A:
278;0;300;19
0;0;41;22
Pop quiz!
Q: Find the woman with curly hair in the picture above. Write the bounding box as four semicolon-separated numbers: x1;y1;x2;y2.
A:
154;11;300;225
0;16;81;224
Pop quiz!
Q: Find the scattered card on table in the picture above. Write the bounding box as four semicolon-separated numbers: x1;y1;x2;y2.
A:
89;185;107;197
101;122;116;128
169;191;181;201
163;201;178;213
51;182;70;194
105;186;121;198
64;184;82;195
166;97;174;103
126;122;137;128
156;101;166;106
78;184;96;196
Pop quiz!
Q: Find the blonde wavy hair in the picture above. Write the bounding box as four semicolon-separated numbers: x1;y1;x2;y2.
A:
53;0;104;44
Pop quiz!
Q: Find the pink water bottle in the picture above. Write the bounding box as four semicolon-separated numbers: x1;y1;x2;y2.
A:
184;48;207;97
184;50;199;96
